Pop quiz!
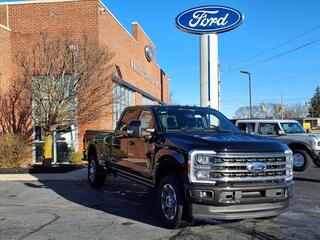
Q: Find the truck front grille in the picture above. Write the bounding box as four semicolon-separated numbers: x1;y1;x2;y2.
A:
210;153;287;183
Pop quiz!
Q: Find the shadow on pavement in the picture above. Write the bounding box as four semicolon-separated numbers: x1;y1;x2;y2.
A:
24;175;163;227
23;174;238;229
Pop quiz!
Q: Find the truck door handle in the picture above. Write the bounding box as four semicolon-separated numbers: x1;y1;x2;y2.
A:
128;141;134;145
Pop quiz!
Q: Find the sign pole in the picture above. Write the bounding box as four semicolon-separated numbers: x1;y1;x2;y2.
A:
200;33;219;110
175;5;244;110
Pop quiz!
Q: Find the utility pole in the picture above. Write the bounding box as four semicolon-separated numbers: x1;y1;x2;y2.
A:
218;62;221;111
281;94;284;120
240;71;252;119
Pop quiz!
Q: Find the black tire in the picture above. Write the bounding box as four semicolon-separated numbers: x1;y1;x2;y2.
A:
292;149;310;172
157;175;184;229
88;154;106;188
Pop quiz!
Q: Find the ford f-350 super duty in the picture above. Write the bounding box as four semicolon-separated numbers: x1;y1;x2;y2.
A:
83;105;294;228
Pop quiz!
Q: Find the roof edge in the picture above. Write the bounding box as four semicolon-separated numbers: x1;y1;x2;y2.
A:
0;0;80;6
131;21;156;48
98;0;137;43
0;24;10;31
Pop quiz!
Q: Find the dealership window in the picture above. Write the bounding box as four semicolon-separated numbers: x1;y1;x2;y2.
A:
112;84;135;129
0;5;9;28
142;96;158;105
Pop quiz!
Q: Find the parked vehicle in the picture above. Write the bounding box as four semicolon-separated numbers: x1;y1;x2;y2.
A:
84;106;294;228
235;119;320;171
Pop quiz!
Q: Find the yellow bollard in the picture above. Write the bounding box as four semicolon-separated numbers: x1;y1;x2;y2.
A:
43;135;53;167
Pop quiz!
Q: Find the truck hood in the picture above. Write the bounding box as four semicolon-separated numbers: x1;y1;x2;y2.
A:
285;133;320;140
164;131;286;153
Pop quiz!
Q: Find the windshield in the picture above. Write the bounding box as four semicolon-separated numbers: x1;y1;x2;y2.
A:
281;122;305;134
157;108;240;133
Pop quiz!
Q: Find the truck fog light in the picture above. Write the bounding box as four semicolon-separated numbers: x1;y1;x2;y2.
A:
196;170;210;179
200;191;214;199
190;190;214;199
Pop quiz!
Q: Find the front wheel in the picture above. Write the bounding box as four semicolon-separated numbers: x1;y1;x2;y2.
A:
88;155;106;188
157;175;185;229
313;158;320;168
292;149;310;171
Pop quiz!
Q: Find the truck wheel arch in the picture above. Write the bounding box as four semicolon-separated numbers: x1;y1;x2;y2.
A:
288;142;313;156
154;155;187;187
87;145;98;161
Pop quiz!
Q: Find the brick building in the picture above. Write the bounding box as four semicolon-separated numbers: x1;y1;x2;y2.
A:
0;0;168;163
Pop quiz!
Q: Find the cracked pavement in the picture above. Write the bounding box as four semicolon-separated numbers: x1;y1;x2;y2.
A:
0;177;319;240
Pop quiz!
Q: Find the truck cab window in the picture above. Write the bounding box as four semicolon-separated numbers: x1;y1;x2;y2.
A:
118;109;139;131
258;123;279;135
139;110;155;136
238;122;255;134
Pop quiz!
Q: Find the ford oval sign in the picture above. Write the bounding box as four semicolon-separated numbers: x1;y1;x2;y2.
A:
247;162;267;173
175;5;244;34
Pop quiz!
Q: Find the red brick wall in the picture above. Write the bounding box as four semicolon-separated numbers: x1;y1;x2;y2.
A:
9;0;98;54
0;26;12;94
0;0;169;153
97;7;166;102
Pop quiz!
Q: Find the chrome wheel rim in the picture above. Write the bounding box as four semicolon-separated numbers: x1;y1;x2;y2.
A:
89;160;96;182
161;184;177;220
293;153;305;168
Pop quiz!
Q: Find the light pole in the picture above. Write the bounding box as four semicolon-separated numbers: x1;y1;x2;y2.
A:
240;71;252;119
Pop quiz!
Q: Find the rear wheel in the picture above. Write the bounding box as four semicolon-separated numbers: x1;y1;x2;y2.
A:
88;154;106;188
157;175;184;229
292;149;310;171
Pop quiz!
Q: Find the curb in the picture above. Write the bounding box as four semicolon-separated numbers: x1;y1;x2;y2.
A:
0;168;87;182
0;174;87;181
293;177;320;183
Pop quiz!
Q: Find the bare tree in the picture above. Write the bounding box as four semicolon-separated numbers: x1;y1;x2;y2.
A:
0;78;32;137
234;105;260;119
17;31;117;135
284;103;308;119
234;102;308;119
168;91;178;105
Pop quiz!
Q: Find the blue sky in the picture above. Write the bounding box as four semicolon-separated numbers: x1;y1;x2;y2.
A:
103;0;320;118
2;0;319;118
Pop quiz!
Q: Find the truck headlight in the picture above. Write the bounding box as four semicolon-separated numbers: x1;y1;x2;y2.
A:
285;149;293;181
188;150;217;184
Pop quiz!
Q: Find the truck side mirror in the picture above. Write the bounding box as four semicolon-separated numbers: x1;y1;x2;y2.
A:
127;120;141;138
145;128;155;133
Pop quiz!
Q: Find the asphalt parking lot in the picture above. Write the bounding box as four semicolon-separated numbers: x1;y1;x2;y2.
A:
0;176;319;240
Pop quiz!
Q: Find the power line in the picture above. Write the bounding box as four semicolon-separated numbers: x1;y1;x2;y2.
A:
221;97;310;106
226;24;320;69
221;96;310;103
223;68;320;95
254;68;320;87
227;37;320;71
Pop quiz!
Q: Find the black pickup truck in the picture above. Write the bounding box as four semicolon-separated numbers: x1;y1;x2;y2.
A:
83;105;294;228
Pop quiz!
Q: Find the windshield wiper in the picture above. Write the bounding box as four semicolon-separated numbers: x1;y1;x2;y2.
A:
204;127;233;133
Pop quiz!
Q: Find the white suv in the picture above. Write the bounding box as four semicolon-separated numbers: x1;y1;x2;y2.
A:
235;119;320;171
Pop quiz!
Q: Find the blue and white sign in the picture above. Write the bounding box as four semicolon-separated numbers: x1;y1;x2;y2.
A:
247;162;267;173
175;5;244;34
